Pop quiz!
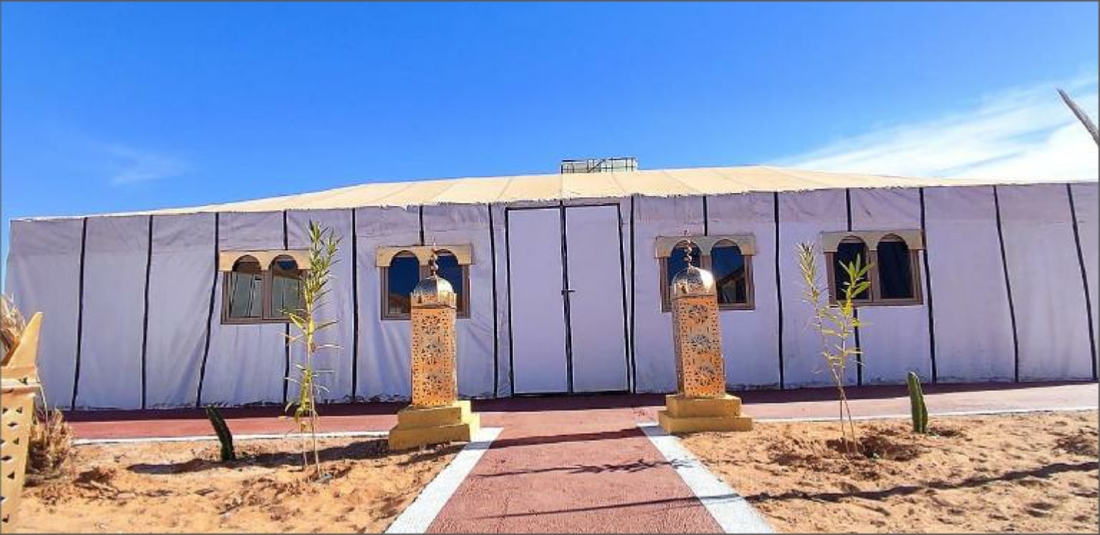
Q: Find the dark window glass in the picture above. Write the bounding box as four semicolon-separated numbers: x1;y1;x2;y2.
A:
877;237;913;299
271;256;303;318
666;243;703;284
435;252;466;314
711;242;748;305
664;242;703;310
387;253;420;317
834;239;870;301
227;257;263;319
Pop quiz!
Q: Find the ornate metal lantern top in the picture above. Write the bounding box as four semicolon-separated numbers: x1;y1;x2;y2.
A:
671;240;715;299
411;250;457;309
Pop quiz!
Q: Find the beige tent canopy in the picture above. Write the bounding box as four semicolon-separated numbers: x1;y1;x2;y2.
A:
20;165;1062;220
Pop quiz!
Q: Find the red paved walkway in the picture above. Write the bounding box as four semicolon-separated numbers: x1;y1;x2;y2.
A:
65;381;1097;440
427;409;720;533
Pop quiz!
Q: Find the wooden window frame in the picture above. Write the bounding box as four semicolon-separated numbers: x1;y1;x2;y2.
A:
658;238;756;313
825;234;923;307
380;251;472;321
221;254;306;325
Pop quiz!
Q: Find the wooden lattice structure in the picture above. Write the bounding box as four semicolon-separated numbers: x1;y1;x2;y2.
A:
1;312;42;529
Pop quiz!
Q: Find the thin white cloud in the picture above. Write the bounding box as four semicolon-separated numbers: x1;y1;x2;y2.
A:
778;74;1099;181
104;143;187;186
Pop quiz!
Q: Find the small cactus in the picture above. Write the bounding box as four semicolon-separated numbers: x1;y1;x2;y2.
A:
907;371;929;434
205;405;236;461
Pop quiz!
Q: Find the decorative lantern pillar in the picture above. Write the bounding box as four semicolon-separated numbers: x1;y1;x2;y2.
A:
658;244;753;434
389;252;480;451
2;313;43;530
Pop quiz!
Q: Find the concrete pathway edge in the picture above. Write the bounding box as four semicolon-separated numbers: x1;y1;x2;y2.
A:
639;423;774;534
386;427;504;534
73;429;389;446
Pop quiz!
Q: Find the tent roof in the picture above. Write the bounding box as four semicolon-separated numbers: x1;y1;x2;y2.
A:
21;165;1096;220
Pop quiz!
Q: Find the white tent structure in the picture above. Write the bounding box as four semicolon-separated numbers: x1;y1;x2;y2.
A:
6;166;1098;410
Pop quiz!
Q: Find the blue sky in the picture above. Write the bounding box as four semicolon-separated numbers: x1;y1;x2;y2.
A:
2;2;1098;284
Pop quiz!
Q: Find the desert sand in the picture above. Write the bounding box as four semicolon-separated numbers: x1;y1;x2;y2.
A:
17;436;459;533
682;411;1099;533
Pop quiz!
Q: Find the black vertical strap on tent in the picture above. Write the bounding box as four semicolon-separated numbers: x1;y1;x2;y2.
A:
350;209;361;399
845;188;863;386
195;213;220;407
629;196;638;393
139;215;154;409
558;202;575;394
773;192;785;389
1066;184;1097;379
615;203;631;391
702;196;709;236
488;205;500;398
992;186;1021;382
70;217;89;409
282;210;291;406
918;189;938;383
504;208;516;394
418;206;426;246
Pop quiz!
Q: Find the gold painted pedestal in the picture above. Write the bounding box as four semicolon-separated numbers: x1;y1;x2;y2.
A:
388;400;481;451
658;254;753;434
658;394;752;433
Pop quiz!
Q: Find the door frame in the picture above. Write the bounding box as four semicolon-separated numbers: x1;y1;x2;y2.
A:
504;202;631;396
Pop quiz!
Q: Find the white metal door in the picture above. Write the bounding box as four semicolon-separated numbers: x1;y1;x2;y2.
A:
508;208;570;394
565;205;629;392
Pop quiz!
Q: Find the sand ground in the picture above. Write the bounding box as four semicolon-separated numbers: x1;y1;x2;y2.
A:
17;437;459;534
682;411;1099;533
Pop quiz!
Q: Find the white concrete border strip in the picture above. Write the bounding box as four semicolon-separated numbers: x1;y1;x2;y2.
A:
638;422;773;534
74;429;389;446
385;427;503;534
757;405;1097;423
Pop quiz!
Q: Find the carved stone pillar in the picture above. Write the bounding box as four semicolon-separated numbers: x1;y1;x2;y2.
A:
658;244;752;434
389;252;480;451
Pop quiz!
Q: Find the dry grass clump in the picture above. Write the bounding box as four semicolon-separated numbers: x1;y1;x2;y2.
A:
27;407;76;485
1;294;26;361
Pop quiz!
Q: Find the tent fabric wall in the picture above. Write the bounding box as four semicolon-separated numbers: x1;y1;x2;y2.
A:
200;211;288;405
632;196;705;393
778;189;858;387
355;206;420;400
5;219;84;408
848;188;933;384
144;214;215;408
423;204;495;398
1070;183;1098;372
73;216;150;409
286;210;356;402
490;203;512;397
998;185;1093;381
706;193;781;389
924;186;1015;382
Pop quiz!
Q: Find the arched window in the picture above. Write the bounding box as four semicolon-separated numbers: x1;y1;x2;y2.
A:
383;251;420;320
225;256;263;320
876;234;915;300
831;237;871;302
270;255;303;319
661;241;703;312
434;250;471;318
711;240;752;309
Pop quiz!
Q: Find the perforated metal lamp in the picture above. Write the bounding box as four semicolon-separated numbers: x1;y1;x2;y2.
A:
409;252;458;408
659;244;753;433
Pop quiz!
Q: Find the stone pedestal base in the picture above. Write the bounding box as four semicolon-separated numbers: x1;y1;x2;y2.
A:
388;400;481;451
657;394;753;434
